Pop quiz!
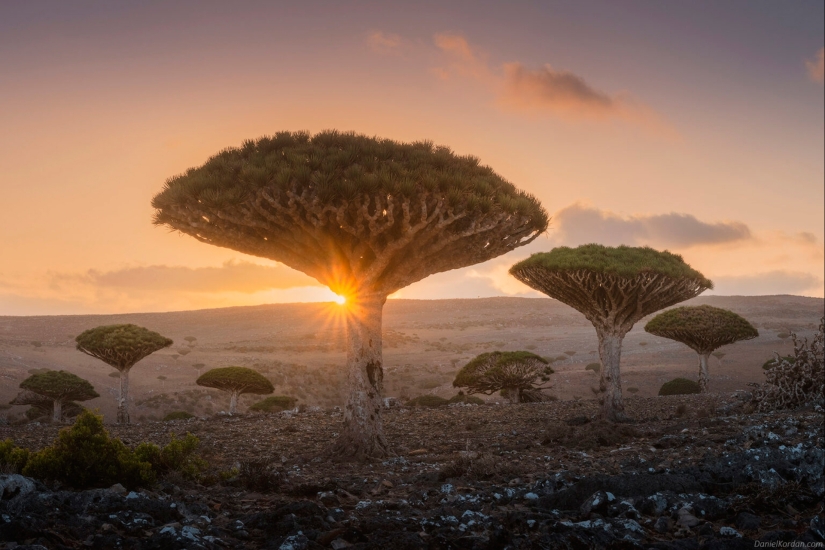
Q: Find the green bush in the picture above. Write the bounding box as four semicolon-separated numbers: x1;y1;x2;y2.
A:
0;439;30;473
250;396;297;413
448;393;485;405
134;433;206;481
585;363;601;374
658;378;701;396
163;411;194;421
14;410;206;488
407;395;448;407
22;410;155;489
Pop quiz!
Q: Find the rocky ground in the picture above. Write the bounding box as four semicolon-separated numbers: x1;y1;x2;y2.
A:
1;393;823;549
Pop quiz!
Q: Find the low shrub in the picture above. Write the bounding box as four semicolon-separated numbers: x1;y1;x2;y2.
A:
407;395;448;407
163;411;194;421
4;410;206;489
439;453;517;481
658;378;701;396
585;363;601;374
134;433;206;481
0;439;30;473
238;458;281;492
626;387;639;394
250;396;297;413
447;393;484;405
22;410;155;489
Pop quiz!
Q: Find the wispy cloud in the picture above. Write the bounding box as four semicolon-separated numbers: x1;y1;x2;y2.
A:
431;33;669;132
806;47;824;84
58;260;317;293
366;31;404;55
550;203;752;248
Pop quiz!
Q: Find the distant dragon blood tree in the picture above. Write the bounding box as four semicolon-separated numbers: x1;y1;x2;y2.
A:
510;245;711;422
75;325;173;424
15;370;98;423
152;131;548;460
453;351;553;403
645;305;758;393
196;367;274;414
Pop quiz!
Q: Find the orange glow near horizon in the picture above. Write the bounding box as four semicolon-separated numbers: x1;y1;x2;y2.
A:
333;294;347;305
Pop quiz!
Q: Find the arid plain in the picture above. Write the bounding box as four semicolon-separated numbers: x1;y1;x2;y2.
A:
1;295;821;422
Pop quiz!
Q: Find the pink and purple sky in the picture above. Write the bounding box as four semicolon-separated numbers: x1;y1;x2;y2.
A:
1;1;823;315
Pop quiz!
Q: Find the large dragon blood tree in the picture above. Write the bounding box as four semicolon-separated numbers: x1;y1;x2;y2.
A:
645;305;758;393
152;131;548;459
76;324;173;424
509;245;712;421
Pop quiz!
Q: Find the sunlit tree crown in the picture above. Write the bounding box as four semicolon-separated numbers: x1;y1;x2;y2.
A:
75;324;173;371
196;366;275;395
645;305;758;353
152;131;548;296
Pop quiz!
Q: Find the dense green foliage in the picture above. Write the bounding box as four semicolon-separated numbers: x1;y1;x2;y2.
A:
250;395;297;412
75;324;173;369
453;352;553;401
447;393;485;405
0;439;30;472
22;410;155;488
510;244;712;284
407;395;449;407
645;305;758;350
658;378;701;396
152;131;547;228
196;367;275;394
163;411;195;421
3;411;206;488
134;434;207;481
20;370;99;402
763;356;795;370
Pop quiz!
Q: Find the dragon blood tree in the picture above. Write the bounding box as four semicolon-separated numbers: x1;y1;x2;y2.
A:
645;305;758;393
12;370;98;422
196;367;274;414
152;131;548;459
510;245;712;421
453;351;553;403
76;324;173;424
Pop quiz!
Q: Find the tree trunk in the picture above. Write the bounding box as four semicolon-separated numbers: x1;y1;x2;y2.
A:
117;368;130;424
597;329;629;422
332;293;389;460
53;400;62;423
229;391;239;414
698;352;711;393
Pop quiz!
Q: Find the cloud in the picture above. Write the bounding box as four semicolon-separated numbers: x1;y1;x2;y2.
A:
806;47;824;83
432;33;667;131
51;260;317;294
709;271;823;296
550;203;753;248
366;31;403;54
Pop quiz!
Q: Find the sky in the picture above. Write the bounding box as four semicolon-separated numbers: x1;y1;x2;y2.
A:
0;0;823;315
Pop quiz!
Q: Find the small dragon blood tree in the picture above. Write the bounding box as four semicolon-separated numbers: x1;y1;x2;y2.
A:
76;325;173;424
196;367;274;414
510;245;712;422
152;131;548;460
14;370;98;423
453;351;553;403
645;305;758;393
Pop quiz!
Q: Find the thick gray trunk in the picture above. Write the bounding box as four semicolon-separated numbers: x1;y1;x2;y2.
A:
597;330;629;422
117;369;130;424
53;400;62;423
698;353;710;393
229;391;239;414
333;294;389;460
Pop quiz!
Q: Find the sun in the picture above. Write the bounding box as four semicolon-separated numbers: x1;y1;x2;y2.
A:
333;294;347;305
